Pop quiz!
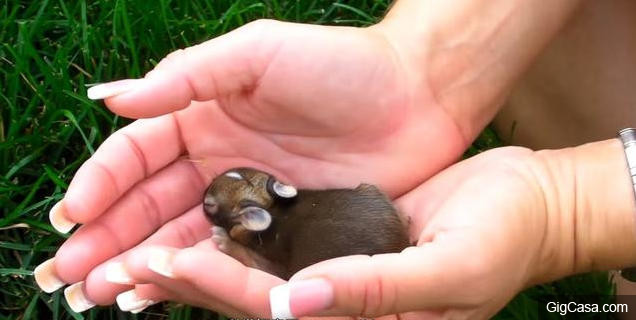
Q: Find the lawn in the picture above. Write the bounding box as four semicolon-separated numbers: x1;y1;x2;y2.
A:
0;1;616;319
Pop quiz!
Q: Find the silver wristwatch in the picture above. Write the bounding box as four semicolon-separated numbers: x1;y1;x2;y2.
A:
618;128;636;281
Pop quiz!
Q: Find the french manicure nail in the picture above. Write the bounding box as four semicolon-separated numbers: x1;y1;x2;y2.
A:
270;283;293;319
130;299;158;314
87;79;145;100
269;278;333;319
49;200;76;234
105;261;133;284
34;258;66;293
147;248;175;278
130;304;151;314
64;281;96;313
116;289;154;312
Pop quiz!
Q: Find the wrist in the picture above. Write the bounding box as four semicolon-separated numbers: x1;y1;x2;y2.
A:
374;0;582;142
529;139;636;284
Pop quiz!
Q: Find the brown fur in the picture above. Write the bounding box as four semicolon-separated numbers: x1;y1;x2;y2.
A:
203;168;410;280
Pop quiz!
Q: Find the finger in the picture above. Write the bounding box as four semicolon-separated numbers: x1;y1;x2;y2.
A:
395;146;533;240
58;204;209;314
272;235;497;318
124;244;272;317
95;20;283;118
55;159;207;284
170;242;285;317
119;283;244;315
80;205;211;305
114;284;165;314
55;115;185;231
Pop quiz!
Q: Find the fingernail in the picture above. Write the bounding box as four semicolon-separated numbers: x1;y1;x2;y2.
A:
64;281;96;313
34;258;66;293
116;289;155;312
130;303;153;314
87;79;145;100
105;262;133;284
147;248;175;278
269;278;333;319
130;299;159;314
49;200;76;234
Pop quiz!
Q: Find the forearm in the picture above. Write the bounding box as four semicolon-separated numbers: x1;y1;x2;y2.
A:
374;0;582;142
531;139;636;283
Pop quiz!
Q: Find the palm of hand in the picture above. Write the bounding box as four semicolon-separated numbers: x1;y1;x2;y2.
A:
159;20;466;197
299;147;548;319
52;20;471;317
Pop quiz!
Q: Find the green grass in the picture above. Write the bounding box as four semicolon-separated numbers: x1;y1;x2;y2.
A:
0;1;615;319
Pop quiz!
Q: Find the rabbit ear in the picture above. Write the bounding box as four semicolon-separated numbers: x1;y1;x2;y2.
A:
238;206;272;231
271;180;297;198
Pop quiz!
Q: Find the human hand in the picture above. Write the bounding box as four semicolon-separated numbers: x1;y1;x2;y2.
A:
261;141;636;319
265;147;551;319
67;146;549;318
96;147;547;318
35;18;469;313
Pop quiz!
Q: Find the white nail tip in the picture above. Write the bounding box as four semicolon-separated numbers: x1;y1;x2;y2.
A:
116;289;152;312
270;283;295;319
34;258;66;293
87;79;144;100
130;304;150;314
49;201;76;234
64;281;96;313
147;248;174;278
105;262;133;284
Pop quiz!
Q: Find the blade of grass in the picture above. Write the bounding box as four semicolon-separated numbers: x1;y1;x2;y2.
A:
21;294;40;320
0;268;34;276
1;173;47;225
59;109;95;154
4;146;43;180
42;165;69;190
332;2;375;23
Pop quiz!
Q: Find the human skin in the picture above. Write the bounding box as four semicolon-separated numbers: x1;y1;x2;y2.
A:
32;0;628;317
494;0;636;150
113;139;636;319
45;19;468;307
268;139;636;319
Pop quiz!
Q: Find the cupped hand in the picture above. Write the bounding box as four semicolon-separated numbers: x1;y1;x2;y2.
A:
38;19;470;313
102;146;567;319
269;147;565;319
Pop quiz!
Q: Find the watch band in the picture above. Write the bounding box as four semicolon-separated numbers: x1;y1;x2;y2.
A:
619;128;636;195
618;128;636;281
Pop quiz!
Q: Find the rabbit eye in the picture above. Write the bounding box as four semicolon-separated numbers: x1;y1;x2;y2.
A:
238;199;261;209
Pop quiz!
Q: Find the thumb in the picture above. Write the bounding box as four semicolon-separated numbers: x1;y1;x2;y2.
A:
269;235;490;318
88;19;283;118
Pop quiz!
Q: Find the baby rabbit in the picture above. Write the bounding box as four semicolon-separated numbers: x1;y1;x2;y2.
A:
203;168;410;280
